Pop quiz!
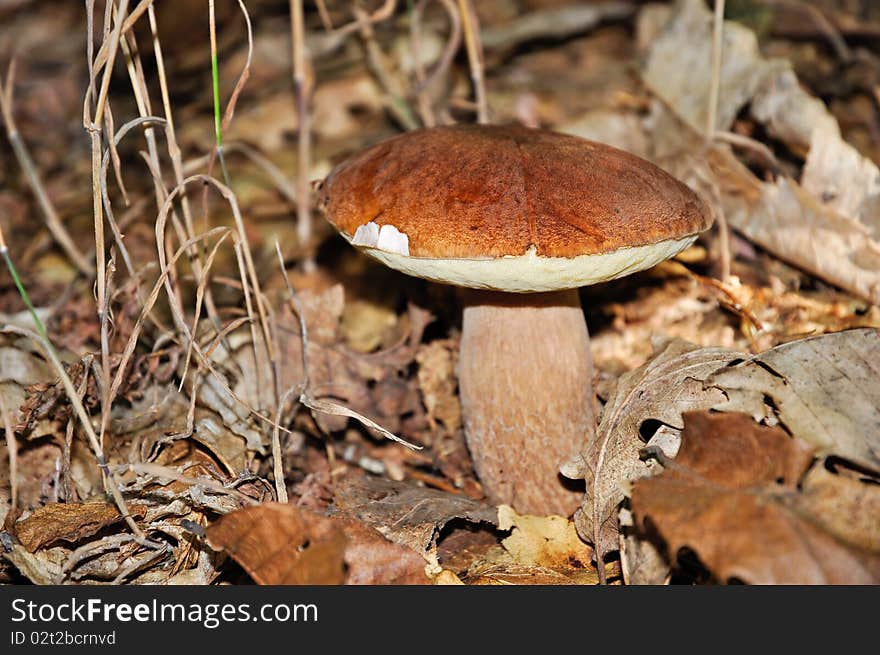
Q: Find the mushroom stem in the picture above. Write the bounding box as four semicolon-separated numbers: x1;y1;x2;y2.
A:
459;288;594;516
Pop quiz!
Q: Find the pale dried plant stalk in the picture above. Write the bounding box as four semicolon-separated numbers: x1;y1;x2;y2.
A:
100;115;167;278
111;546;169;584
117;10;165;211
92;0;129;128
107;227;232;442
148;1;206;285
87;0;130;316
219;1;255;136
204;0;269;391
0;394;17;511
63;534;144;576
126;463;259;505
316;0;333;31
333;0;397;37
84;0;130;469
154;176;289;434
206;0;255;183
457;0;489;123
705;0;725;142
231;237;272;411
706;0;731;283
270;241;306;503
61;356;92;502
91;0;157;72
101;90;129;207
97;114;177;449
179;232;234;390
290;0;315;267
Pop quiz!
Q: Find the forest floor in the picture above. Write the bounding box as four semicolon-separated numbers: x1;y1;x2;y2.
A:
0;0;878;585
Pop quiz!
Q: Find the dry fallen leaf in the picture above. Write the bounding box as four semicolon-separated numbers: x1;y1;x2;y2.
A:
708;328;880;470
206;501;431;585
0;338;56;427
2;544;67;585
339;517;430;585
566;338;739;558
717;162;880;306
333;473;497;572
206;503;347;585
415;339;461;436
14;502;147;553
642;0;880;304
497;504;592;570
643;0;782;137
575;328;880;568
632;411;880;584
464;505;597;585
619;506;669;585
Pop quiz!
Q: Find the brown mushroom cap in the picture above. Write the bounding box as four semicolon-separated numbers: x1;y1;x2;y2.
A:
318;123;713;292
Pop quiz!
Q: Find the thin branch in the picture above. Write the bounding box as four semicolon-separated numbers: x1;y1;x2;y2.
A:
316;0;333;31
410;0;462;127
332;0;397;38
354;5;419;130
457;0;488;123
0;394;17;512
290;0;315;268
706;0;725;142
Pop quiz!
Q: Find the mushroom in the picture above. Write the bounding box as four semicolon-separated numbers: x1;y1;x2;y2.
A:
317;123;713;516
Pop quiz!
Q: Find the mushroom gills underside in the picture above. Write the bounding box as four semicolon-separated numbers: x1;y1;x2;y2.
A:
345;233;698;292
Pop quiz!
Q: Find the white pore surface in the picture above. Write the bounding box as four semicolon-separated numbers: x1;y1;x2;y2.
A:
351;222;410;256
343;232;699;293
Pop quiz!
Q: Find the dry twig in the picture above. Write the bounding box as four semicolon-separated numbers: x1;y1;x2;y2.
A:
290;0;315;269
410;0;462;127
457;0;488;123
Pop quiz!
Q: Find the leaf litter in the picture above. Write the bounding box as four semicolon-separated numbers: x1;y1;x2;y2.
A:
0;0;879;586
631;411;880;584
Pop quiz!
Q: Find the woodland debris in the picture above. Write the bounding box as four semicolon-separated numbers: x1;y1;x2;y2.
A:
643;0;880;304
567;339;739;557
206;503;347;585
463;505;598;585
631;411;880;584
332;472;497;572
14;501;147;552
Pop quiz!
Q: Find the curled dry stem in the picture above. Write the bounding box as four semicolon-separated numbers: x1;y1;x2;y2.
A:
354;5;419;131
179;231;233;391
273;242;420;452
107;226;232;444
0;394;17;512
410;0;462;127
100;115;168;278
332;0;397;38
155;176;290;436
